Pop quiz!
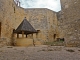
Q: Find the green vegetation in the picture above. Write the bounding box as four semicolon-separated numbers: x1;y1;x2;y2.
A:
44;41;64;46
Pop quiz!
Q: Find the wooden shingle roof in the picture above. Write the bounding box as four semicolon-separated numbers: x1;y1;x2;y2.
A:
14;17;37;34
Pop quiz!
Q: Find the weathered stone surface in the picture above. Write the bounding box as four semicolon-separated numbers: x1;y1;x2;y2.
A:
58;0;80;46
0;0;80;47
0;0;58;46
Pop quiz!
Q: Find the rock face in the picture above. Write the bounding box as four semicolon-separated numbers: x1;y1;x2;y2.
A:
58;0;80;46
0;0;58;46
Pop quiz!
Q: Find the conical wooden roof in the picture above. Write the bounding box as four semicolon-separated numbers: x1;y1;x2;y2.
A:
14;17;37;34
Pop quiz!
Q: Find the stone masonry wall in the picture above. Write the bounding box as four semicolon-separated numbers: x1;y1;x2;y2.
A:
58;0;80;46
0;0;58;46
24;8;58;43
0;0;25;46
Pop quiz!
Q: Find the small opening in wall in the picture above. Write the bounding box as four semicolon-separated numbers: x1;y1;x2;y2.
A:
13;29;15;33
54;34;56;39
37;30;40;33
14;7;15;13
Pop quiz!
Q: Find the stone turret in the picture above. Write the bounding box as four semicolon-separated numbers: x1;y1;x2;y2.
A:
14;0;20;6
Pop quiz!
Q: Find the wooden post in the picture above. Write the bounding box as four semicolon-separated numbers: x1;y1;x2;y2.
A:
32;34;33;38
22;31;24;38
36;33;38;38
17;33;19;38
32;33;35;46
13;33;16;38
26;34;27;38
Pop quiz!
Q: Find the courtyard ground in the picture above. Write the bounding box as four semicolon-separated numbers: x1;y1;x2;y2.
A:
0;45;80;60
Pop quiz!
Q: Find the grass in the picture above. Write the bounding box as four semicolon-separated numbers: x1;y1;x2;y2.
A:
44;41;64;46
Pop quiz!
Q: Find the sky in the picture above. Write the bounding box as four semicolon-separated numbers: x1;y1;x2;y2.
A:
18;0;61;12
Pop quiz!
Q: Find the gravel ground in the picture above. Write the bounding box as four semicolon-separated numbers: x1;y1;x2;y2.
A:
0;45;80;60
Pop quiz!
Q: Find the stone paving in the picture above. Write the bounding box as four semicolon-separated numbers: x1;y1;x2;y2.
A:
0;45;80;60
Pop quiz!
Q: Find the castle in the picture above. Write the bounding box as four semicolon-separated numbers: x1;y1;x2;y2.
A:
0;0;80;47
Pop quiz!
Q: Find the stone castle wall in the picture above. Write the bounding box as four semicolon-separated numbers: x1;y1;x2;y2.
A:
0;0;58;46
0;0;25;46
0;0;80;47
58;0;80;46
24;8;58;42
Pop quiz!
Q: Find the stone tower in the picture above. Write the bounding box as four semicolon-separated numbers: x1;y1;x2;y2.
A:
58;0;80;46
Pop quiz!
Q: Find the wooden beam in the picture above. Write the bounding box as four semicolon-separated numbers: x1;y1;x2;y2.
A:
32;34;33;38
22;31;24;38
26;34;27;38
17;33;19;38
